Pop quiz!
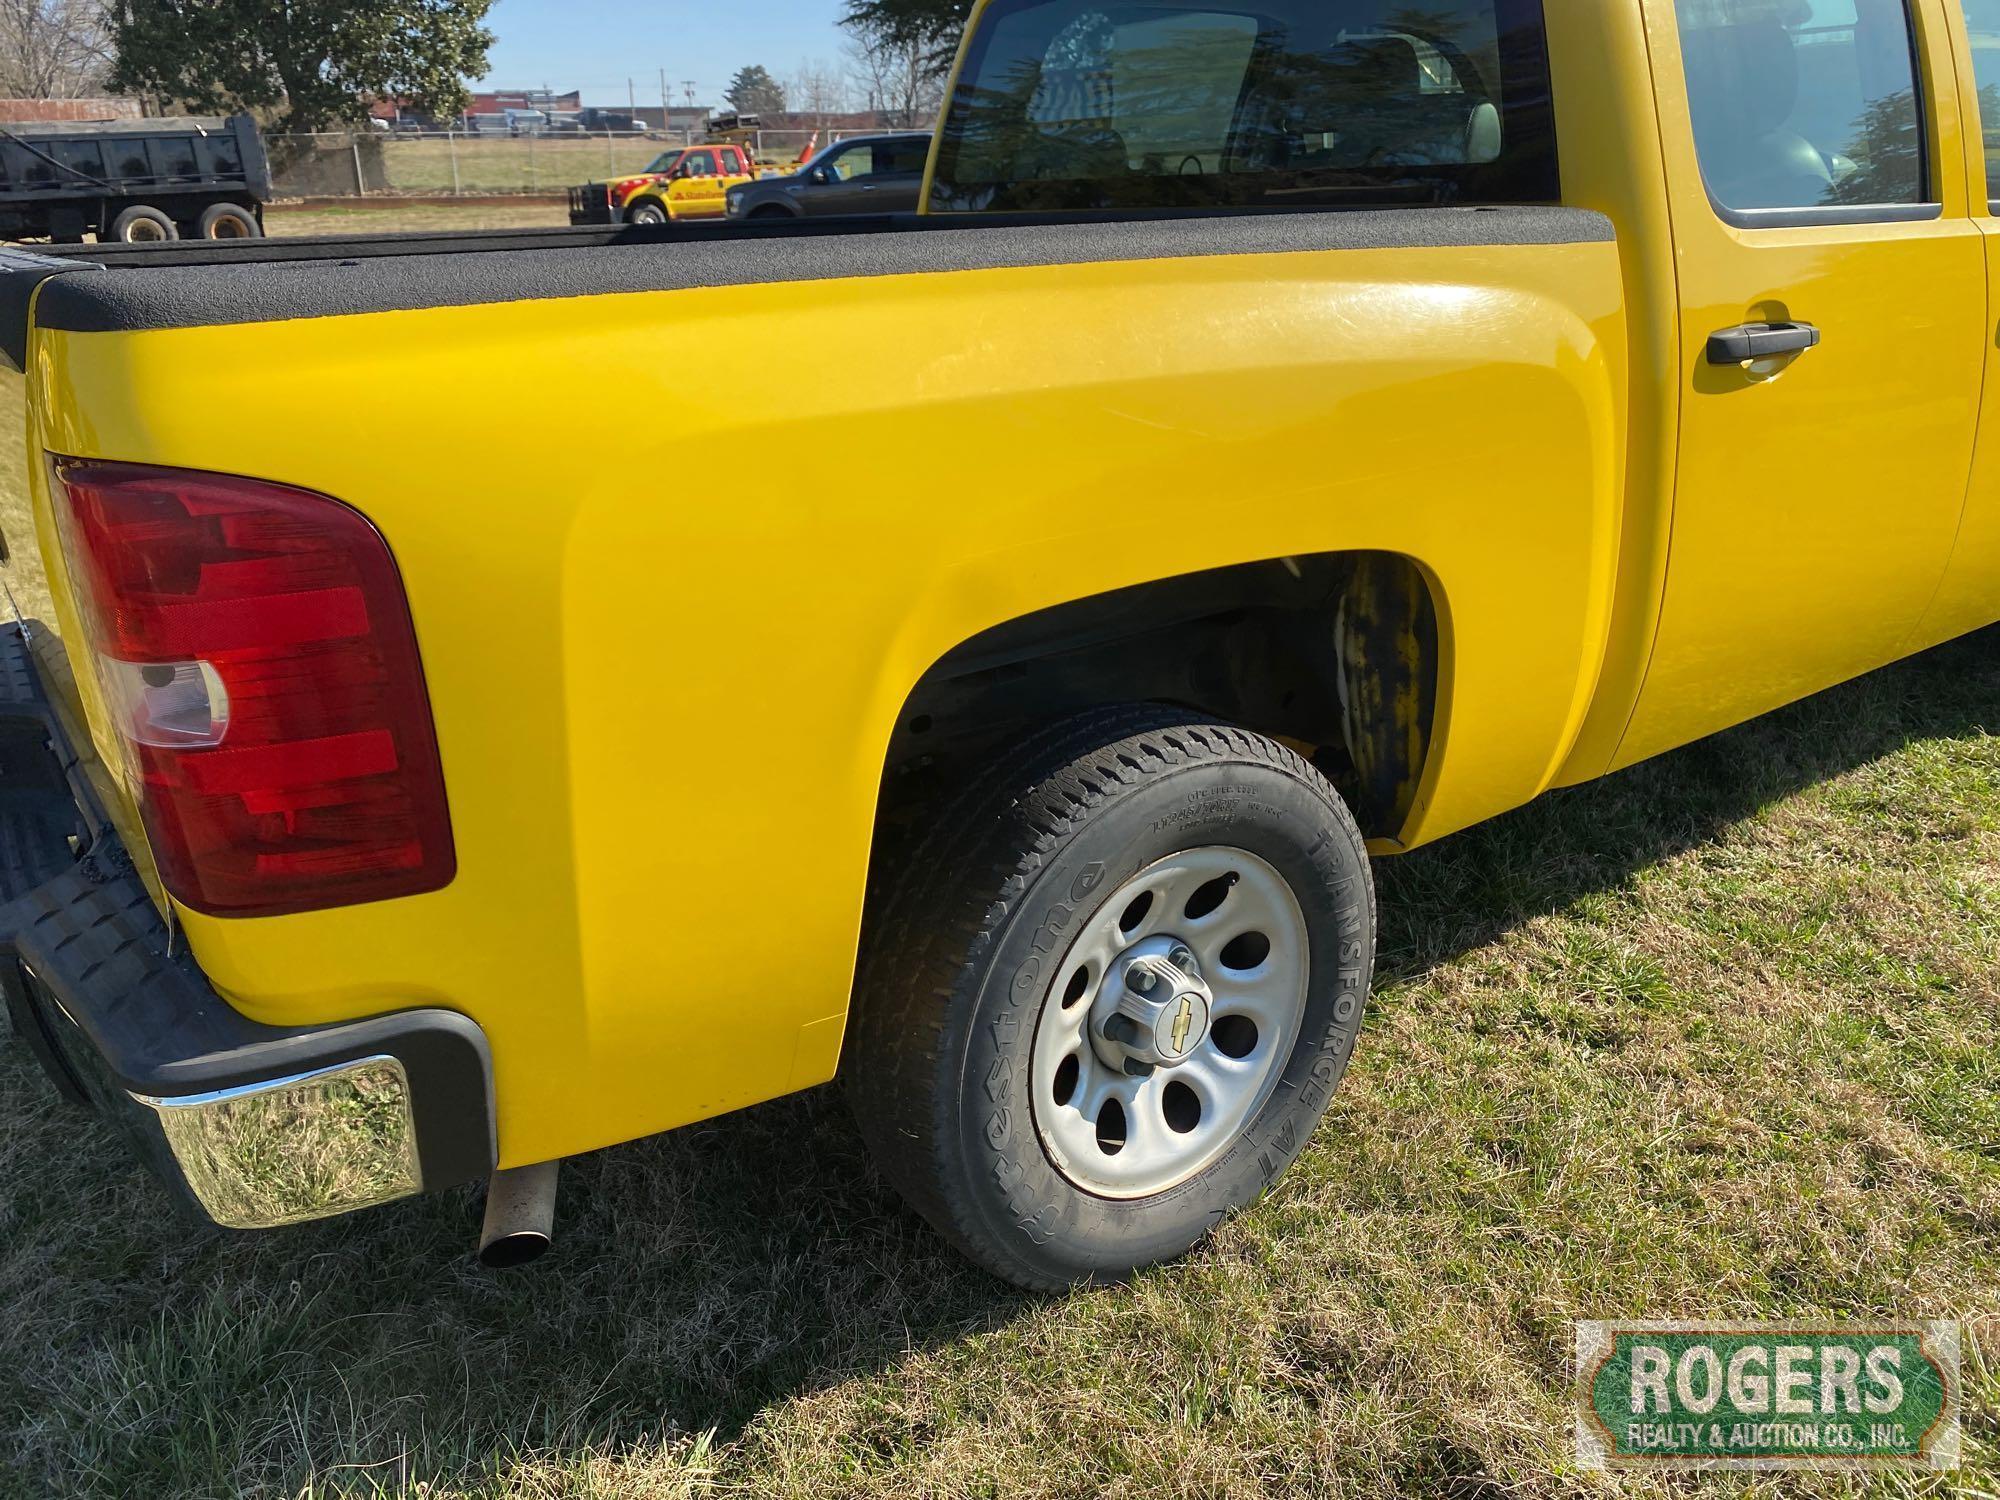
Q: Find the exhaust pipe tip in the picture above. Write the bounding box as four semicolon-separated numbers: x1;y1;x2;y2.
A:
477;1159;560;1269
478;1226;552;1269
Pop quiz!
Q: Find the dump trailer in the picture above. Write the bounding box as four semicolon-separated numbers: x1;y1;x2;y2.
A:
0;113;268;243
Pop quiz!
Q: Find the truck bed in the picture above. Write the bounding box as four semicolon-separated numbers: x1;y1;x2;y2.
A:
2;206;1609;363
8;199;1626;1173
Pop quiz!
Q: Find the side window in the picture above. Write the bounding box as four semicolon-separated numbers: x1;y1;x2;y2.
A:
680;150;716;176
53;140;105;183
881;141;931;174
1961;0;2000;207
828;145;876;179
1676;0;1928;219
929;0;1558;212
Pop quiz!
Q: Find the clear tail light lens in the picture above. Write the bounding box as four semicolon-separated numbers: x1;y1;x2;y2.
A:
48;458;455;917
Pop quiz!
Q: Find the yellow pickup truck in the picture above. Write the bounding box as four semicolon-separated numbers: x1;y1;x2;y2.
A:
1;0;1997;1290
569;142;760;225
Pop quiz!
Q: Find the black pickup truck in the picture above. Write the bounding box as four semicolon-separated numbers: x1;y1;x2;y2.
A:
0;113;269;243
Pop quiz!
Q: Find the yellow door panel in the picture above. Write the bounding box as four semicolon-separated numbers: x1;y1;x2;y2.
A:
1619;0;1985;767
1916;0;2000;649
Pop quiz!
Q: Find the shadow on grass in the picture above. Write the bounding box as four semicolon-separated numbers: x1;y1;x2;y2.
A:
1374;624;1998;988
0;626;1993;1495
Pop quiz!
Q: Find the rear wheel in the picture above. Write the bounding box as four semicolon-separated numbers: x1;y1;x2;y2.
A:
848;708;1375;1289
107;205;176;243
197;202;261;239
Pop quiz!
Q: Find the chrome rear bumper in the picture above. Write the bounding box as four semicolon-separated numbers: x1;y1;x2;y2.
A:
133;1056;424;1228
0;621;494;1230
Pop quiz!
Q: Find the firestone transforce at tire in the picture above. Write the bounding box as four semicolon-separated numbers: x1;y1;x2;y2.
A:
849;708;1375;1289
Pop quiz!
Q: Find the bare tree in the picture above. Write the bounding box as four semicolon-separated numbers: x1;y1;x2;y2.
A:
786;56;851;129
842;27;941;129
0;0;108;99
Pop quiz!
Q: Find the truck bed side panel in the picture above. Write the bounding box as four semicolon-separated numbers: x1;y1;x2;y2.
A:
26;211;1625;1165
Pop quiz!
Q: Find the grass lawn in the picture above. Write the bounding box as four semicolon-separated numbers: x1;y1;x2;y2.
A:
0;204;1994;1496
360;136;665;197
267;201;573;237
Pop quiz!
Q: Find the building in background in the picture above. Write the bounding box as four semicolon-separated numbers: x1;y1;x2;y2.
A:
626;106;711;134
463;88;581;118
0;97;139;122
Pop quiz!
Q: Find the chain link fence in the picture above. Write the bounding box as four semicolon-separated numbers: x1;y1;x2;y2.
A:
268;129;843;198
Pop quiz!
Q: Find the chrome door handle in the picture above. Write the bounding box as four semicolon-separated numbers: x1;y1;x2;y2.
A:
1706;321;1821;364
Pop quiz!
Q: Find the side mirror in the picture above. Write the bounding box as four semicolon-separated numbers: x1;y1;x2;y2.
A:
810;166;834;185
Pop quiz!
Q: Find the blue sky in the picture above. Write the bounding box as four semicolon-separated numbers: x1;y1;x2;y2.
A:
477;0;855;108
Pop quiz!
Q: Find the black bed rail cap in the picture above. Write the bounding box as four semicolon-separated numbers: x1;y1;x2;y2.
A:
0;243;103;371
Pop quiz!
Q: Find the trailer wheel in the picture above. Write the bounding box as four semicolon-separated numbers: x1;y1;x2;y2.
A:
107;205;177;243
624;199;668;225
197;203;261;239
847;707;1376;1289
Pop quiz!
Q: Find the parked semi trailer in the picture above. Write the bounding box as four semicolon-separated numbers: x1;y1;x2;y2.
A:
0;113;268;243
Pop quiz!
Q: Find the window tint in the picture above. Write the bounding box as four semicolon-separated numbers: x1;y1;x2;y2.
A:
1960;0;2000;206
878;139;931;174
53;140;104;183
156;137;198;177
928;0;1557;212
1676;0;1926;216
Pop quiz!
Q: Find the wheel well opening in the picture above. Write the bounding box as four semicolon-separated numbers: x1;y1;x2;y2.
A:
879;551;1440;841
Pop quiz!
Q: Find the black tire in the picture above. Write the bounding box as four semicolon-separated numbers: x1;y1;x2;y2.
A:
107;205;176;243
197;202;261;239
749;204;793;219
848;707;1375;1289
624;199;668;225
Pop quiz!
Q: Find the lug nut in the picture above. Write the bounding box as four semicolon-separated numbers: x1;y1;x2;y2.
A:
1169;945;1194;972
1127;965;1158;993
1123;1058;1155;1077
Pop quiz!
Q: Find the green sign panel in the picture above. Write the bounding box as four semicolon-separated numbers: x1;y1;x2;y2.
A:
1575;1322;1959;1470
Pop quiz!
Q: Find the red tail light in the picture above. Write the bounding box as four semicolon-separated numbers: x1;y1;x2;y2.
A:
48;459;455;917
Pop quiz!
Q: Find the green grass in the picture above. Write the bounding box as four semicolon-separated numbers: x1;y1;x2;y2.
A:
0;207;1994;1494
365;135;667;196
266;201;574;236
268;135;671;198
272;134;814;199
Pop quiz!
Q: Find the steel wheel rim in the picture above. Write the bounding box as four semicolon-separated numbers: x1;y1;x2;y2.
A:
1029;845;1309;1199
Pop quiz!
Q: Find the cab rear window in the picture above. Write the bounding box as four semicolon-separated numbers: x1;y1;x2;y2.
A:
927;0;1557;212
